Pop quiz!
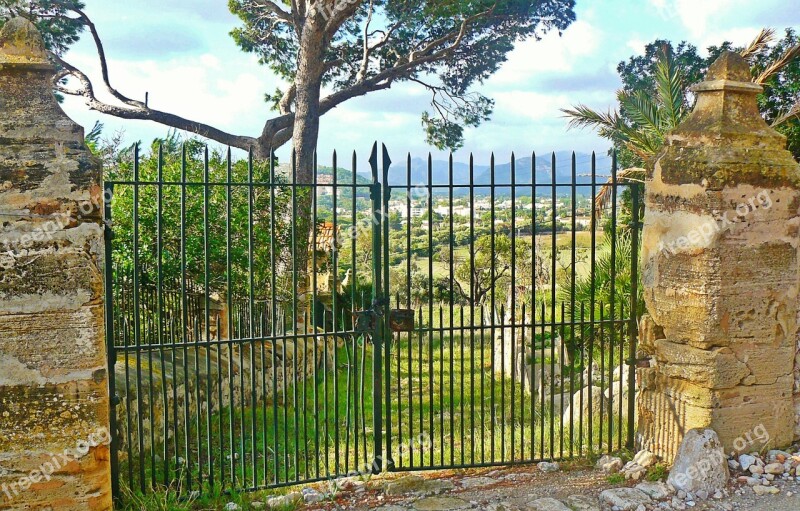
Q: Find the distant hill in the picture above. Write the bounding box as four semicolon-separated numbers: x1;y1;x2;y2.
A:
379;152;610;196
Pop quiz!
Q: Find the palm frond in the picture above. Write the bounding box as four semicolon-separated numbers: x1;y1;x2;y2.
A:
653;47;686;128
619;90;662;137
594;167;646;218
755;42;800;84
740;28;775;62
561;104;623;134
772;100;800;127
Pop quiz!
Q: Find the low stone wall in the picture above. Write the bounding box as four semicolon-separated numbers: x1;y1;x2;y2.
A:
114;336;335;458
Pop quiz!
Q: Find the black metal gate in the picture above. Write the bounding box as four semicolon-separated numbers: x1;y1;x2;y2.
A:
104;142;639;499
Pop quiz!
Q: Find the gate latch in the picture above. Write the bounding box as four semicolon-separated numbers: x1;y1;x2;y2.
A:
388;309;415;332
353;309;377;333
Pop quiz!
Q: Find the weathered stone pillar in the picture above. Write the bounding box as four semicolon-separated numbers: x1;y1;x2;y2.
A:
637;51;800;462
0;19;112;510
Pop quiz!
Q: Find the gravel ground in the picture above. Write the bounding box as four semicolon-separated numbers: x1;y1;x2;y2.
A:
296;463;800;510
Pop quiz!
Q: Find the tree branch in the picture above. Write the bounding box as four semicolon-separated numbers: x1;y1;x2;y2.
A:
249;0;293;24
279;83;297;114
72;8;145;109
324;0;365;39
52;54;258;151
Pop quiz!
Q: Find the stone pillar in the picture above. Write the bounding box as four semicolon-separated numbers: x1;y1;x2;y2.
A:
637;51;800;462
0;19;112;510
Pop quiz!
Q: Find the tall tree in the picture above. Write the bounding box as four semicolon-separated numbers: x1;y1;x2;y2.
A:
2;0;576;178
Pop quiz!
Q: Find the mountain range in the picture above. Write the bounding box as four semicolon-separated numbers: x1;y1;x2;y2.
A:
372;151;612;196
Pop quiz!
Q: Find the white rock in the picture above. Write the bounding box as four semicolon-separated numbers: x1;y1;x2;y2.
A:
764;463;784;475
667;428;729;494
635;481;672;500
526;497;572;511
596;455;624;474
727;459;740;471
633;450;657;468
753;485;780;495
564;494;601;511
622;462;647;481
266;492;302;509
223;503;240;511
599;488;652;511
562;386;604;425
612;364;630;384
538;461;560;473
302;487;324;503
738;454;756;471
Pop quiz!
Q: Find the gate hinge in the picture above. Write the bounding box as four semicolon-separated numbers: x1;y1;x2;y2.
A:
103;219;114;240
626;356;651;368
372;296;389;316
369;184;381;201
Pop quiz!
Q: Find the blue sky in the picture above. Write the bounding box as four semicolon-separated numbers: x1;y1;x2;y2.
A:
60;0;800;167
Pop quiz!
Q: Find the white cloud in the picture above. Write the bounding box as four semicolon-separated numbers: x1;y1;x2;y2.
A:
489;20;601;85
626;38;648;55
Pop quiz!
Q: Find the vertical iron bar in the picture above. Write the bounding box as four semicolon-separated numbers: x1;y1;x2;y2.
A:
627;172;639;449
332;150;341;477
549;152;556;461
589;152;597;455
448;153;455;466
369;142;384;474
131;144;146;492
510;152;517;462
103;182;120;501
203;146;214;488
381;145;393;471
270;150;279;484
569;152;577;459
530;152;537;461
489;153;496;462
156;145;169;488
610;152;619;451
426;153;434;465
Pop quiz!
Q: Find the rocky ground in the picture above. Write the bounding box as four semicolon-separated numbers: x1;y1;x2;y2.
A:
241;444;800;511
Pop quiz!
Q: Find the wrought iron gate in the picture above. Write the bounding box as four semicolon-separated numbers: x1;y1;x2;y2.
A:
104;142;640;499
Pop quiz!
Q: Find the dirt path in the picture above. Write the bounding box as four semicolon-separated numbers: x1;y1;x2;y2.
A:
298;463;800;510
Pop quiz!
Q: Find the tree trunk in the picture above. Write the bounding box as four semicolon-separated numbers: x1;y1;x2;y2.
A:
288;23;327;332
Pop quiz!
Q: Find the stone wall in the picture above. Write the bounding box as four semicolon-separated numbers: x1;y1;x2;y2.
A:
0;19;112;510
115;337;334;458
637;52;800;462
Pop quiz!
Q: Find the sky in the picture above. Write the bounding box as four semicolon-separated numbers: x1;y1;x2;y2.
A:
60;0;800;169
